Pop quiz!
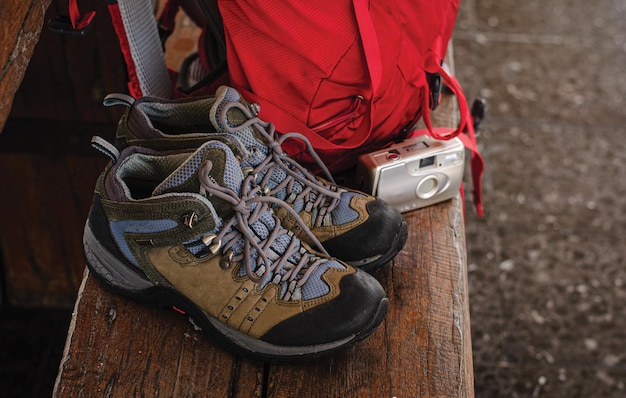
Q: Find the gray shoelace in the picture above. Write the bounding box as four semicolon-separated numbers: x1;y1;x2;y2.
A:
218;101;345;227
197;160;329;299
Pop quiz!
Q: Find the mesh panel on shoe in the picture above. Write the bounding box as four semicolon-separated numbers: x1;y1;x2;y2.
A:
153;141;242;195
250;214;271;241
215;88;244;122
227;174;345;299
221;150;244;193
146;135;345;302
117;152;190;200
301;261;338;300
331;192;361;225
208;87;367;228
211;89;266;154
122;153;182;181
267;166;296;203
152;150;203;195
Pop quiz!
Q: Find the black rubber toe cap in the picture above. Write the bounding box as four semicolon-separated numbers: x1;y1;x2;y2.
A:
323;199;405;262
260;270;387;347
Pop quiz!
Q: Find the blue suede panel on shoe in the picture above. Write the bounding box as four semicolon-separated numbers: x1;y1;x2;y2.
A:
110;219;178;266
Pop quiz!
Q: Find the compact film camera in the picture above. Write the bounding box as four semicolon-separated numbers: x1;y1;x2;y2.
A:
355;135;465;213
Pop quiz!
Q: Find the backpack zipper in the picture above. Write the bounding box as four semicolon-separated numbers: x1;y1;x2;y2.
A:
310;95;366;133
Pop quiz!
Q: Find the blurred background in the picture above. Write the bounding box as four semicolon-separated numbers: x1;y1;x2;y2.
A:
1;0;625;397
456;0;626;396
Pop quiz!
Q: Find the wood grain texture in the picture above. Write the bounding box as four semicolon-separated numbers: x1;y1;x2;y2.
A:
52;26;473;396
263;198;473;398
0;0;128;306
0;0;50;131
54;198;473;398
0;153;107;306
7;0;129;125
54;271;265;397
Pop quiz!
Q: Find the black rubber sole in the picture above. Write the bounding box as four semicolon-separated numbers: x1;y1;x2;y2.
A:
83;223;388;363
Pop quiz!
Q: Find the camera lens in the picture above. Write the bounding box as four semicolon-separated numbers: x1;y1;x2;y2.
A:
416;175;439;199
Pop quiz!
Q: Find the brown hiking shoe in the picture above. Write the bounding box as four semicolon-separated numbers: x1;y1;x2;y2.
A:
107;86;407;270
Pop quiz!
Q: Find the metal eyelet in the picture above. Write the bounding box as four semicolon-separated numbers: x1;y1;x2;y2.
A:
219;250;234;269
182;211;199;228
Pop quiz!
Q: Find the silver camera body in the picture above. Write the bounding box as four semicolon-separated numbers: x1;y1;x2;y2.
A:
355;135;465;213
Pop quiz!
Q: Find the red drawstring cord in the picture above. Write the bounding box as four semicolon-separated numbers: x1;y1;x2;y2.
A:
67;0;95;31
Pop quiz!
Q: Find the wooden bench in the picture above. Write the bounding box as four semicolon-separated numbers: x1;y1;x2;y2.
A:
48;3;473;392
54;200;473;398
0;1;50;132
3;4;474;395
53;89;475;397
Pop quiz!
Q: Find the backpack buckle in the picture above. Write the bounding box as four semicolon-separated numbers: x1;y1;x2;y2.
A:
470;97;487;134
426;72;442;111
48;10;95;36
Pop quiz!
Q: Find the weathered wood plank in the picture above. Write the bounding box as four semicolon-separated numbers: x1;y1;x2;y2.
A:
263;198;473;398
0;0;50;131
52;19;473;395
8;0;128;125
54;271;264;397
0;153;107;307
0;0;128;306
53;197;473;397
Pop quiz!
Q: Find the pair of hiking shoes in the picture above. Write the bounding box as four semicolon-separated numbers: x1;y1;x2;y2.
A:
85;86;407;362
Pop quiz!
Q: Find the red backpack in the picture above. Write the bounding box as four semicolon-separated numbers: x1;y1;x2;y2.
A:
219;0;468;172
60;0;483;215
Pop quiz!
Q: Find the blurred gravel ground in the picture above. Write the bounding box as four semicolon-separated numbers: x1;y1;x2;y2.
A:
454;1;626;397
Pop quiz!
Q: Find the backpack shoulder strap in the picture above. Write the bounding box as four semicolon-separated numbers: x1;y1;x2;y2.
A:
421;52;470;140
108;0;173;98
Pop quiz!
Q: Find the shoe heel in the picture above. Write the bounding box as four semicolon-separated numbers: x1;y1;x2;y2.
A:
83;222;155;296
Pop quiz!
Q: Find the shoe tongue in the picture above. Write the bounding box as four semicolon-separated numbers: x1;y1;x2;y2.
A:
208;87;307;205
152;141;243;197
209;86;269;159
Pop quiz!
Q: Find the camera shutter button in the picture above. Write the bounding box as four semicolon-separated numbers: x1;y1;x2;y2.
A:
387;151;401;161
